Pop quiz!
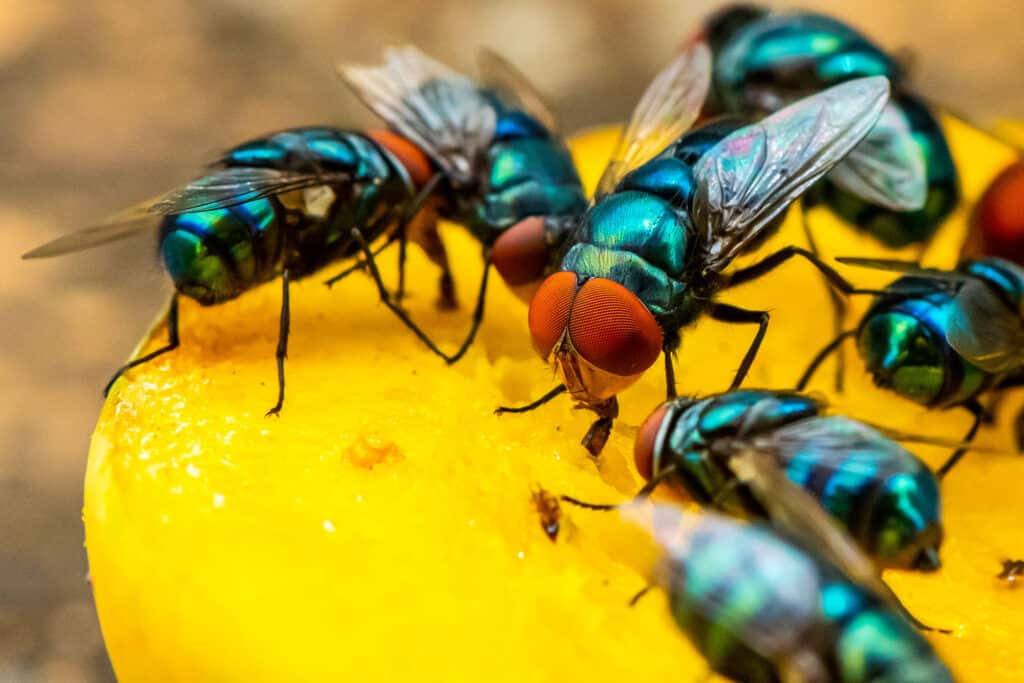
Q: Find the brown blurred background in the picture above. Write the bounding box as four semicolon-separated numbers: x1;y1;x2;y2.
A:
1;1;1021;680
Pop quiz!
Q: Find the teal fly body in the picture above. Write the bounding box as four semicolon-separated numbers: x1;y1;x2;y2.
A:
800;256;1024;475
698;5;958;248
25;47;586;414
633;390;943;571
506;45;890;454
618;503;955;683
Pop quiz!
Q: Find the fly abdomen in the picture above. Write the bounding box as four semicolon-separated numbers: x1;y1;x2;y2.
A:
665;516;815;683
858;280;989;407
809;93;959;248
222;127;428;275
780;417;943;571
159;197;287;305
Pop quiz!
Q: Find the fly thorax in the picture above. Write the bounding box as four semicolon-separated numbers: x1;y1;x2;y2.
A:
464;138;586;244
561;244;684;318
858;290;956;406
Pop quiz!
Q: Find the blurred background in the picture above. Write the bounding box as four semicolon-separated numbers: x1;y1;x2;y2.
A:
1;1;1022;680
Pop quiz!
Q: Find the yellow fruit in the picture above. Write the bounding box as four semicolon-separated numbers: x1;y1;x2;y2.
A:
86;122;1024;682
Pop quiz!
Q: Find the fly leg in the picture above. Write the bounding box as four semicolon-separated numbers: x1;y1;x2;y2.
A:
395;174;443;303
444;249;491;365
580;397;619;457
796;330;857;391
494;384;567;415
664;349;677;399
323;236;397;288
560;464;679;509
935;399;985;479
265;270;291;417
104;294;181;396
628;585;654;607
407;215;458;311
709;303;770;390
800;200;848;391
350;227;454;362
723;245;868;296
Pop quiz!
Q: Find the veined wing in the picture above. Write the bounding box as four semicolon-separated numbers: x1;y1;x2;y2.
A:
694;77;889;272
593;42;711;199
340;45;496;185
619;501;823;661
477;48;559;134
22;167;349;259
727;444;892;599
828;101;927;211
947;276;1024;372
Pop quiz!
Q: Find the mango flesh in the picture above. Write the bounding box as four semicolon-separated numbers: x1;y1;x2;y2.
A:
85;121;1024;682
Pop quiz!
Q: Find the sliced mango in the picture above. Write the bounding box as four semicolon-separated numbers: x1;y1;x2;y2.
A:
85;121;1024;682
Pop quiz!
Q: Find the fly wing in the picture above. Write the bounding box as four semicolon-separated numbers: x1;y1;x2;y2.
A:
827;101;927;211
151;167;351;215
946;277;1024;372
593;42;711;199
619;502;823;660
727;444;892;599
22;167;349;259
694;77;890;272
21;203;160;259
477;48;559;134
340;46;496;185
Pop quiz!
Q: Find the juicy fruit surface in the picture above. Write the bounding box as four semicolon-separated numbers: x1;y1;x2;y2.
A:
86;121;1024;682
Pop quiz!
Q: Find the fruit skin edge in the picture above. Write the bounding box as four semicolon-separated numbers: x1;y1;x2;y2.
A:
84;121;1024;682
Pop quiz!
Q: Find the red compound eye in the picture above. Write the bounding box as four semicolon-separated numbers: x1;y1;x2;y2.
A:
634;402;670;481
491;217;549;288
566;278;663;377
975;160;1024;265
528;272;578;359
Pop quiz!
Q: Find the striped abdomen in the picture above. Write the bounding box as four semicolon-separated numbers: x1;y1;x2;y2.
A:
159;197;288;305
663;516;818;682
222;127;422;272
777;417;943;570
159;127;426;304
819;581;954;682
648;511;952;682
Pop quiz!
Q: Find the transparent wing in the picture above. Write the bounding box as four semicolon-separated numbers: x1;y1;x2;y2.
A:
746;415;917;484
727;446;891;599
947;277;1024;372
477;48;559;133
593;42;711;198
152;167;350;215
340;45;496;185
620;502;822;660
21;203;159;259
694;77;890;272
22;167;348;259
827;101;927;211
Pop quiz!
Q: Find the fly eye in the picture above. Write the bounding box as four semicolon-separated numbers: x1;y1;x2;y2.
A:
634;402;670;481
567;278;664;377
528;271;578;359
491;217;549;288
